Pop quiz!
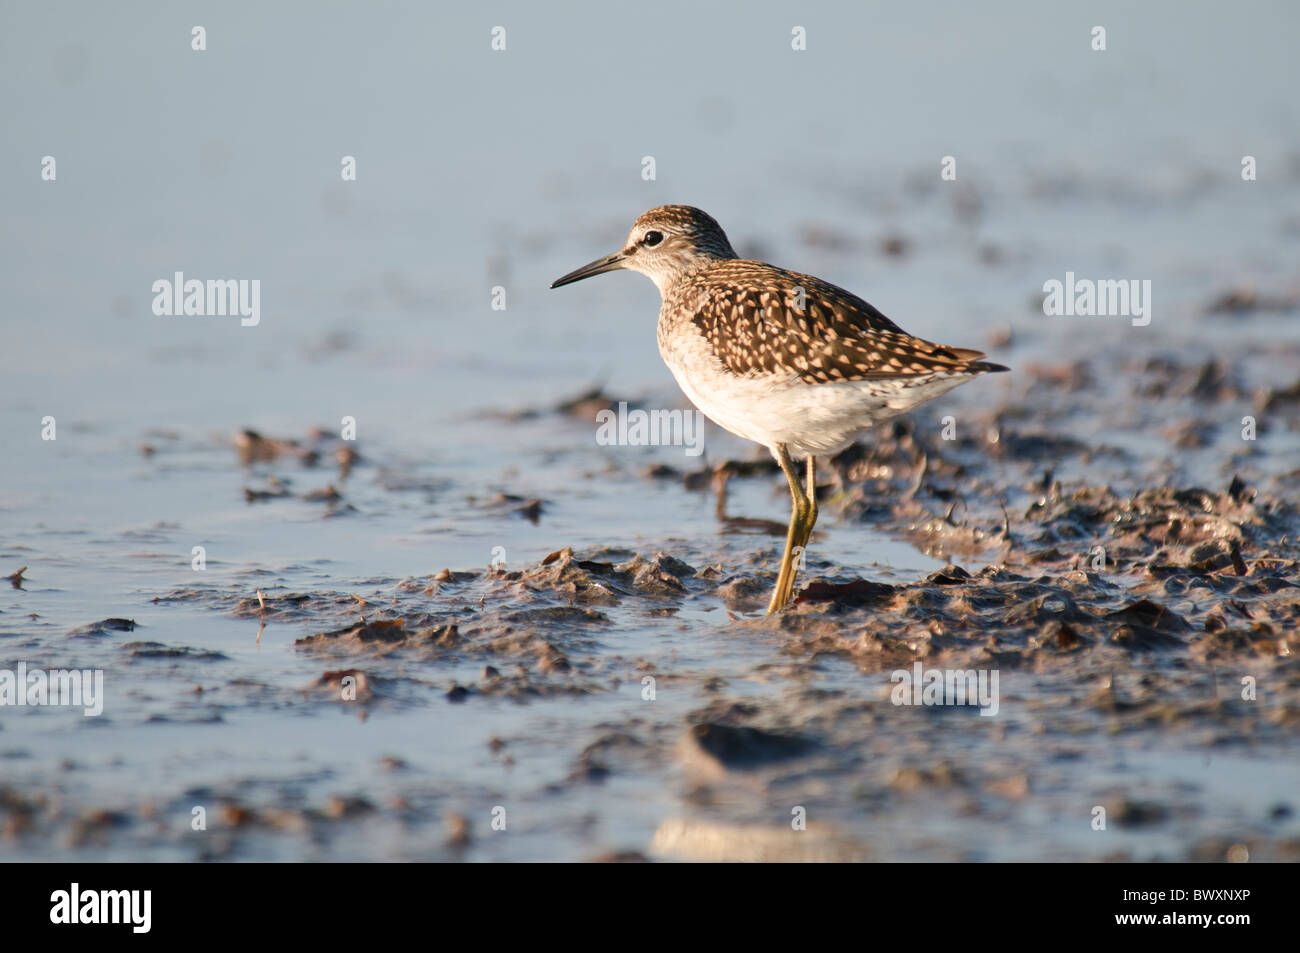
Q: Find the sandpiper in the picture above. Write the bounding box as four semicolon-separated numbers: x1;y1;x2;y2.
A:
552;205;1007;615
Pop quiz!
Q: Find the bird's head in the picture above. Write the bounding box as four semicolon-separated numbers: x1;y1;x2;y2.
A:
550;205;737;293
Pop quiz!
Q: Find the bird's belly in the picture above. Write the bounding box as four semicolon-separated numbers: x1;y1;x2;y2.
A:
663;365;875;459
662;348;972;458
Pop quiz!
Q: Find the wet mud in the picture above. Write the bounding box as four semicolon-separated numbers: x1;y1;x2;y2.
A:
5;315;1297;861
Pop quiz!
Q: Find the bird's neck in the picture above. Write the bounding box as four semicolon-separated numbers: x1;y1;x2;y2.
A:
650;249;735;296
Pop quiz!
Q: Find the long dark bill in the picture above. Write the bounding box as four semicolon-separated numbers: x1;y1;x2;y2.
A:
550;251;628;289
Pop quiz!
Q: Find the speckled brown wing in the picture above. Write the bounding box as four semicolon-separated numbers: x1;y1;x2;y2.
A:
687;261;1005;383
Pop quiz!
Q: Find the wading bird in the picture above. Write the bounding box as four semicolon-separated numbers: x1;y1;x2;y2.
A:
552;206;1006;614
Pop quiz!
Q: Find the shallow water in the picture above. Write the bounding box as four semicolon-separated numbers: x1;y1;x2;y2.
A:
2;3;1299;861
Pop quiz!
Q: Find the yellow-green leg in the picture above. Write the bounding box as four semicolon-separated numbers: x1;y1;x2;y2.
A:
766;447;817;615
802;454;818;551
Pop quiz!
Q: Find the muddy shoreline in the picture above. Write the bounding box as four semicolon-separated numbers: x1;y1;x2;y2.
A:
5;331;1298;861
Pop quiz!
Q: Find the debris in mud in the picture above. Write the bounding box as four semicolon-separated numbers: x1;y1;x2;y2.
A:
514;498;543;522
290;592;612;699
554;386;633;419
233;427;363;510
504;606;607;629
336;446;360;479
121;642;229;661
489;385;623;422
715;575;771;610
444;811;471;847
1025;359;1094;393
1257;377;1300;415
1106;604;1187;650
575;730;646;781
1185;539;1247;574
890;763;964;792
619;553;693;595
235;429;310;466
796;579;897;608
234;429;282;465
591;850;651;863
1164;420;1218;449
496;547;695;606
232;590;354;621
297;619;418;647
683;722;815;771
243;477;354;512
1107;799;1171;828
1137;356;1249;403
474;492;546;523
68;618;137;637
66;809;131;848
1227;475;1256;505
1205;286;1300;315
984;428;1093;462
302;484;342;503
648;456;782;497
244;478;291;503
234;427;357;469
322;796;375;820
314;669;371;702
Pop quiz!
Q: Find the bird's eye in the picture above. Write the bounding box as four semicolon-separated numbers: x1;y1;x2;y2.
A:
642;231;664;247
